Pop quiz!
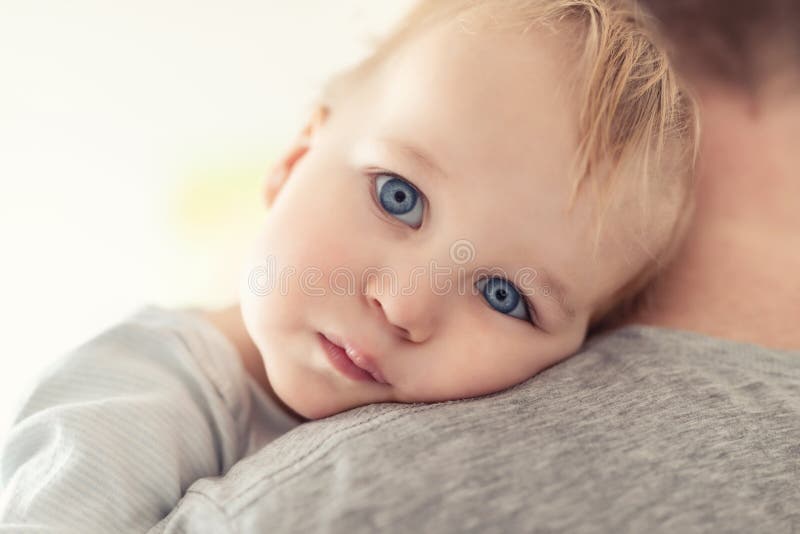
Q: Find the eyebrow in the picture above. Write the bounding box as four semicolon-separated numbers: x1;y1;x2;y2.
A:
378;138;449;181
528;269;576;322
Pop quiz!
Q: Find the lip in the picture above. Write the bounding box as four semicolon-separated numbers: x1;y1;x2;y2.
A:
318;332;389;385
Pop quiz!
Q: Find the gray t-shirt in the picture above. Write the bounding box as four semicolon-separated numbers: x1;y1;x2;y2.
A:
0;305;302;533
150;324;800;534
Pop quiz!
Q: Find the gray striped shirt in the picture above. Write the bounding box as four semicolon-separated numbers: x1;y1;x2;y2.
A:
0;305;302;533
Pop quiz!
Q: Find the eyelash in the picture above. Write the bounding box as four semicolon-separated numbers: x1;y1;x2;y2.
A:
365;169;540;329
515;288;540;328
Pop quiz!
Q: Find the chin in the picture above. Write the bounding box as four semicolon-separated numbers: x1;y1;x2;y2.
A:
279;387;353;421
274;369;390;421
263;352;340;421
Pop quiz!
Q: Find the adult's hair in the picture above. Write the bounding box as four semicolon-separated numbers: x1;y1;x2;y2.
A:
637;0;800;92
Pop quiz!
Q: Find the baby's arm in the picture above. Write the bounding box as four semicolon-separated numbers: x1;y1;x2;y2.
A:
0;307;255;533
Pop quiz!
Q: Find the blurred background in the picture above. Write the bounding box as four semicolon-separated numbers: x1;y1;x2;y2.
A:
0;1;413;443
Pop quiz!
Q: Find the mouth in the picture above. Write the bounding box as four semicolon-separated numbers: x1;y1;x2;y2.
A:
318;332;389;385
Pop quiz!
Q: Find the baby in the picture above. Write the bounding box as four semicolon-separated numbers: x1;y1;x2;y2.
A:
0;0;697;530
216;0;698;421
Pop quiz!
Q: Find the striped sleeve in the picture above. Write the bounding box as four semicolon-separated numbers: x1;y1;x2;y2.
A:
0;306;254;533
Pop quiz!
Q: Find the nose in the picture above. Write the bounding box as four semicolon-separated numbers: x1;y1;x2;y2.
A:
363;273;440;343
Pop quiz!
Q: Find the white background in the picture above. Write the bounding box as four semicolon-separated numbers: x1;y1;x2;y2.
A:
0;1;413;445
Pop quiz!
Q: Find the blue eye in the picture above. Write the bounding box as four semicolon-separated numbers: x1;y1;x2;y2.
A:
476;277;531;321
375;174;424;228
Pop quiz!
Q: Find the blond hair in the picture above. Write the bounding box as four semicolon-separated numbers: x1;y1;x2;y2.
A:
318;0;699;328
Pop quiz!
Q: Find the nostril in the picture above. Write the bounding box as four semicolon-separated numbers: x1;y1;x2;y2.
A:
397;326;412;340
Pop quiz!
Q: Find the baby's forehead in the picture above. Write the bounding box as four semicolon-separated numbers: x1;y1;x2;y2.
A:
376;20;577;115
356;24;580;195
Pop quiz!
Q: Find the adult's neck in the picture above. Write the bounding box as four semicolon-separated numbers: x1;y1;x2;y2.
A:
629;84;800;350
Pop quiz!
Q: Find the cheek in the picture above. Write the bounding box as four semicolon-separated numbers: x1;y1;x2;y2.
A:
266;210;338;268
398;319;581;403
260;163;376;273
240;166;378;331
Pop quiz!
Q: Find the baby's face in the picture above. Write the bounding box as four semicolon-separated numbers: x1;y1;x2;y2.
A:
241;20;645;420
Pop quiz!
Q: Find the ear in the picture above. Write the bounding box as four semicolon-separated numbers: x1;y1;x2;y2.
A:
263;105;329;209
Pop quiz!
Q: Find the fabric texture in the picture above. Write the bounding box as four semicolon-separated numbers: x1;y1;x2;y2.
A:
150;325;800;534
0;305;302;534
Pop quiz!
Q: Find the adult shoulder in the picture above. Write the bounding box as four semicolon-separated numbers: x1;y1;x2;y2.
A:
151;326;800;534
